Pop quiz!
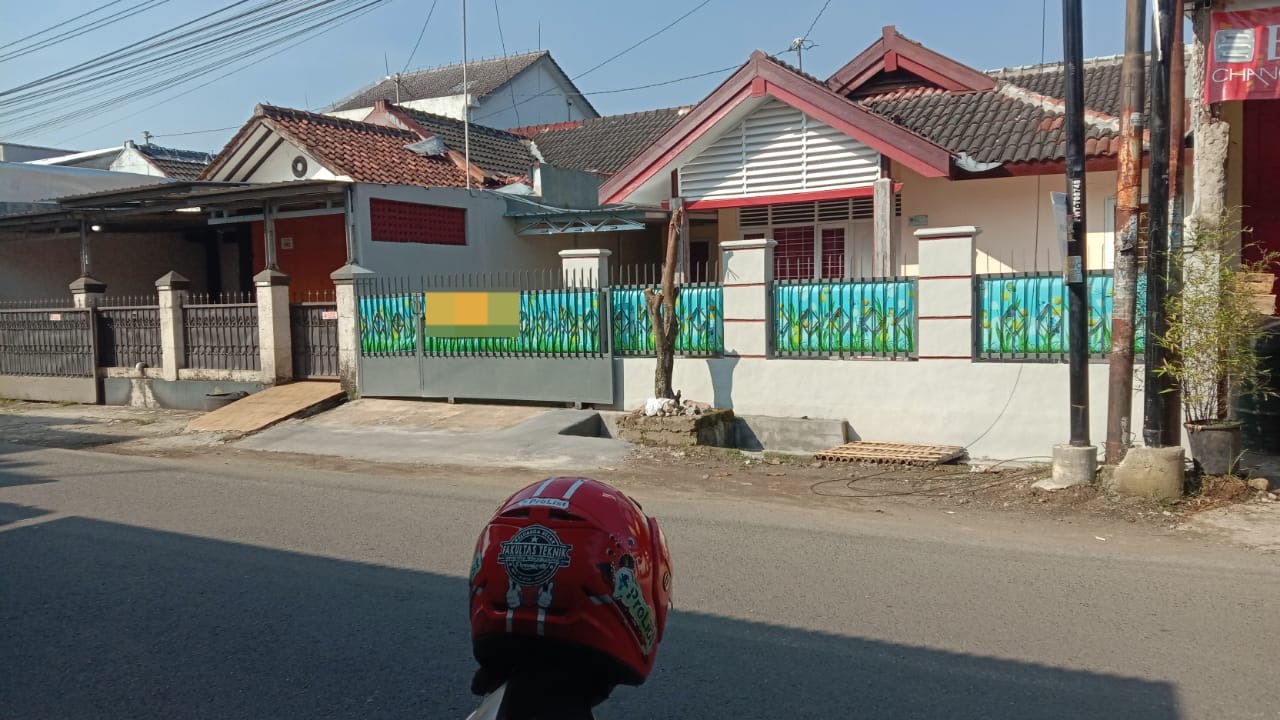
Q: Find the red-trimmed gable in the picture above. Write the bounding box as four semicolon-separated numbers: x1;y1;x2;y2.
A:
599;51;953;205
827;25;996;98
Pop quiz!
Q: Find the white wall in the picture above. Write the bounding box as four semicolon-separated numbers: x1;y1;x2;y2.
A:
351;185;576;276
401;95;472;122
471;62;593;129
0;231;208;300
109;148;166;178
618;356;1140;461
246;139;345;183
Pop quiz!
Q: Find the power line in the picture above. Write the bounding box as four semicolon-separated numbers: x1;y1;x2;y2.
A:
474;0;712;122
802;0;832;43
400;0;439;75
149;125;240;138
493;0;520;126
13;0;388;140
0;0;132;55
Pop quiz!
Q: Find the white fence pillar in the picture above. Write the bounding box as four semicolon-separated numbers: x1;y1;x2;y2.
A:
915;226;980;360
254;268;292;384
720;238;775;358
69;276;106;309
330;263;373;398
559;248;611;288
155;271;189;381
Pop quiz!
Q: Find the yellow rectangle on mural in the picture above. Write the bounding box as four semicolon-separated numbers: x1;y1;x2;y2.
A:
423;292;520;337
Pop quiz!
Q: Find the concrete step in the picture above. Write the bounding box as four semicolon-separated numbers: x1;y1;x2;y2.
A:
187;381;344;434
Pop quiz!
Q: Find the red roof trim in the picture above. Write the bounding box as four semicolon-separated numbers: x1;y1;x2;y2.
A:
600;52;951;204
826;26;996;96
683;183;901;210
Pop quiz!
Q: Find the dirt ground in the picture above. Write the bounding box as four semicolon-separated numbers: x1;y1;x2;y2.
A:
3;399;1277;547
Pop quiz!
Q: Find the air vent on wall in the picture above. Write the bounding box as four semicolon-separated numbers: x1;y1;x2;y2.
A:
291;155;308;178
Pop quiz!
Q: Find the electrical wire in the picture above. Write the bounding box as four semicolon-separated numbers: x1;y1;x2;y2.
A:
0;0;162;63
493;0;520;127
149;125;240;138
473;0;712;122
802;0;832;44
400;0;439;76
15;0;385;140
0;0;130;51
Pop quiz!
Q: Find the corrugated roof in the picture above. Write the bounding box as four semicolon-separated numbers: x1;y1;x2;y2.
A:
137;143;213;181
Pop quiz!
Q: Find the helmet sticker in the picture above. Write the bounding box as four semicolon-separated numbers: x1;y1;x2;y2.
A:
613;560;657;654
517;497;570;510
497;525;573;587
469;550;483;584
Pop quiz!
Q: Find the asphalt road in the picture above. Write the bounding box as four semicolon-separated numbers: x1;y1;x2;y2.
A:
2;440;1277;719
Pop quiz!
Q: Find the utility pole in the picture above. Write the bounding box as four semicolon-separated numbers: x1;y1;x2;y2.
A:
1163;6;1186;446
1063;0;1090;448
1046;0;1098;490
1143;0;1176;448
1105;0;1147;465
461;0;471;191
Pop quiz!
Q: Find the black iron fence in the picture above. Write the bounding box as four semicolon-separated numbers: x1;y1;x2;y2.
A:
183;301;261;371
97;305;162;369
0;308;96;377
290;300;339;378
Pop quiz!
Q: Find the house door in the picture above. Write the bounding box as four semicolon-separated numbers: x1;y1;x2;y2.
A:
1243;100;1280;313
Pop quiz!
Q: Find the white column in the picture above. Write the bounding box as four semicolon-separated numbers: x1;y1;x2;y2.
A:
873;178;896;277
914;226;980;360
559;248;612;288
155;271;190;381
69;276;106;309
254;268;292;384
330;263;374;398
720;238;775;358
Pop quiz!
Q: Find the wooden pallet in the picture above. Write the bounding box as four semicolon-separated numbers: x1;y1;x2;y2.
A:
814;441;966;466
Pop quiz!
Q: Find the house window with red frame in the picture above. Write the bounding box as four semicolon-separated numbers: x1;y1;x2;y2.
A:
369;198;466;245
773;226;815;280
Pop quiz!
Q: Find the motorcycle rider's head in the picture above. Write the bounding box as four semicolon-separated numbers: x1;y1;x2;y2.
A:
469;477;672;716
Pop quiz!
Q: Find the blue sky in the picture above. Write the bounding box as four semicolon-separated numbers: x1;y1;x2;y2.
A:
1;0;1130;154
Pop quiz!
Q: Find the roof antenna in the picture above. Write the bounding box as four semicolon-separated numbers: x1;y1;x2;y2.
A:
788;36;816;73
462;0;471;190
142;130;153;145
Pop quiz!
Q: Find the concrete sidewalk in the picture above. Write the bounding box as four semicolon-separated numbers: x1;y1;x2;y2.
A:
235;399;631;470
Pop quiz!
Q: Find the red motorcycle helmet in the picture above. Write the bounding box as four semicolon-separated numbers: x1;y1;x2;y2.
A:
469;477;672;692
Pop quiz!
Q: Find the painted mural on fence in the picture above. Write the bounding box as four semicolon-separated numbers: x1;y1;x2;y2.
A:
773;280;916;355
610;286;723;356
360;290;601;355
978;273;1148;356
359;295;417;354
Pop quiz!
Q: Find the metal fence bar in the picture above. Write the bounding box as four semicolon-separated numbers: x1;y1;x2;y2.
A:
0;308;95;377
608;283;724;357
973;270;1148;362
182;303;260;371
97;306;162;368
771;277;917;360
290;302;339;378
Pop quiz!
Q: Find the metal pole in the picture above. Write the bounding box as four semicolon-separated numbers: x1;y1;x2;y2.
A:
1163;6;1186;446
461;0;471;191
1063;0;1090;447
79;217;91;278
1105;0;1147;464
1143;0;1175;448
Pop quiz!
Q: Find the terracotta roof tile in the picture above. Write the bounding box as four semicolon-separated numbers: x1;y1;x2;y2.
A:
257;105;471;186
392;105;536;177
528;106;691;176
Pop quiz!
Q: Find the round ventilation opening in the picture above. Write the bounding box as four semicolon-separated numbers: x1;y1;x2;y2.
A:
291;156;308;178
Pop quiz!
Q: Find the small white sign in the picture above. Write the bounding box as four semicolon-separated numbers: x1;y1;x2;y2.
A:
48;313;62;321
279;236;294;250
321;310;338;320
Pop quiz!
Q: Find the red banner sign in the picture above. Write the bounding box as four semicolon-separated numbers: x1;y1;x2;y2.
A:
1206;8;1280;103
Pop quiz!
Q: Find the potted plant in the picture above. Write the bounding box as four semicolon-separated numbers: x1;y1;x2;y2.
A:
1156;210;1278;475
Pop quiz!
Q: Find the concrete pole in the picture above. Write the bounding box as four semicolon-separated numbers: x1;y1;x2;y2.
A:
263;201;279;271
1163;7;1187;445
1105;0;1147;465
720;238;775;360
873;178;896;277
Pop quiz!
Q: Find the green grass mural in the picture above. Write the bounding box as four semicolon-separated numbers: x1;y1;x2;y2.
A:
773;280;916;356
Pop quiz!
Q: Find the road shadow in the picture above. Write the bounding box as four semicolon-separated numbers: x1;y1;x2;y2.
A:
0;449;55;489
0;413;148;453
1;514;1180;720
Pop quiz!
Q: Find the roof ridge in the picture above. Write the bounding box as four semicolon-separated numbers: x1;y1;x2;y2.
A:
760;52;828;87
394;104;525;140
400;50;547;78
258;104;418;139
996;82;1121;131
985;53;1125;76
